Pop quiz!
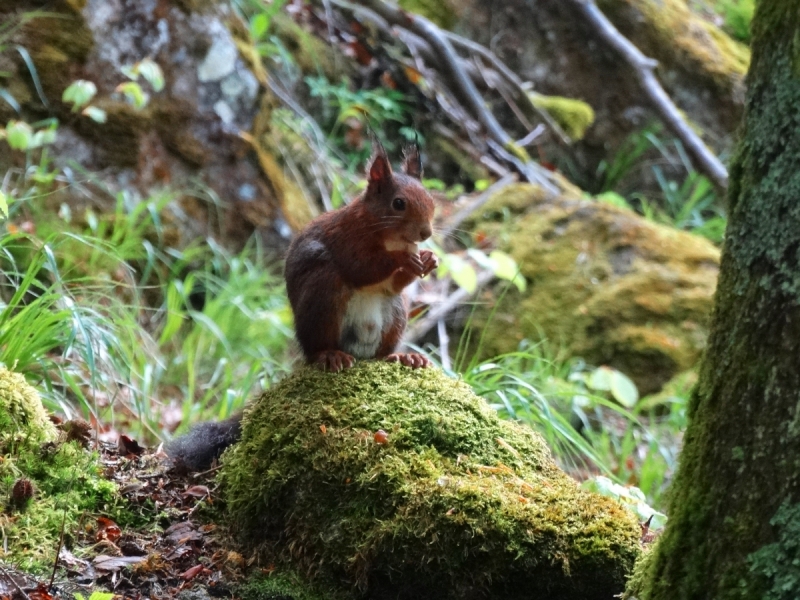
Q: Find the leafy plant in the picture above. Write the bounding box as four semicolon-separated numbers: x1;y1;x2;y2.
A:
62;79;106;123
305;75;413;166
717;0;754;42
583;476;666;528
596;124;727;243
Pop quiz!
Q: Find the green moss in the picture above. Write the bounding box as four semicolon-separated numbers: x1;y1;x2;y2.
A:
530;93;596;141
0;366;58;451
22;10;93;100
271;13;351;82
0;368;132;572
465;183;719;394
0;442;123;572
746;502;800;600
599;0;749;96
397;0;457;29
220;362;640;600
239;571;349;600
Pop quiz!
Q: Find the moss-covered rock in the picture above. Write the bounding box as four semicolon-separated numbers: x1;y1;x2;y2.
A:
0;366;58;451
464;183;719;394
221;362;641;600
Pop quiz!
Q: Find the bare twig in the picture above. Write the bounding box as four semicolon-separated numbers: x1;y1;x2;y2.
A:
432;123;511;178
334;0;561;194
49;508;67;587
567;0;728;189
442;31;571;145
439;172;517;241
437;318;451;370
360;0;513;149
405;270;495;344
0;562;32;600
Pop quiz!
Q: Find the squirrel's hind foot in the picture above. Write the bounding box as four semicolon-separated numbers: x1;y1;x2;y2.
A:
313;350;356;372
385;353;431;368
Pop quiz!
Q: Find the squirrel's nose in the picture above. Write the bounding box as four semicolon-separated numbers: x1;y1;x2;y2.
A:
419;224;432;241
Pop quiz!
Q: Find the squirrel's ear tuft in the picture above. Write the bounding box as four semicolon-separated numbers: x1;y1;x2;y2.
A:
401;144;423;179
368;148;392;185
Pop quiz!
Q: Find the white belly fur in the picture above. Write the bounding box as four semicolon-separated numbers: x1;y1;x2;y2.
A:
340;291;395;358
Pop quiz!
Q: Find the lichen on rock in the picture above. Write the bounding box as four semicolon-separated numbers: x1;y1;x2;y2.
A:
220;361;641;600
0;366;58;451
463;183;719;394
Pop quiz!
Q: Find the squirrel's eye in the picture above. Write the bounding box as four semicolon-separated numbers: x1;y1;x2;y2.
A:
392;197;406;211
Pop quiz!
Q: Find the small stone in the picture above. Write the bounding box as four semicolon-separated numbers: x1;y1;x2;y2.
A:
197;36;237;82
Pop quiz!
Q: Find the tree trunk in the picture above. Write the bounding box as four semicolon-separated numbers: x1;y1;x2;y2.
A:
631;1;800;598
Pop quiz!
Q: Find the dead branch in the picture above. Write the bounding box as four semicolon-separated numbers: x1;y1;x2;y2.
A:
330;0;562;194
442;31;571;145
431;124;511;178
405;270;495;344
566;0;729;189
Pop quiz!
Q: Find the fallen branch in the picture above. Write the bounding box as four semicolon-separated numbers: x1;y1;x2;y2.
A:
331;0;561;194
431;123;511;178
442;31;571;145
405;270;495;344
566;0;729;189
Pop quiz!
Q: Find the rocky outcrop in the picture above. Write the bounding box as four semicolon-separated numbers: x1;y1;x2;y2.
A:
0;0;327;249
464;183;719;394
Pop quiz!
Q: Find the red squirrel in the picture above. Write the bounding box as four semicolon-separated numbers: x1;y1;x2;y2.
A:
285;145;437;371
168;145;437;470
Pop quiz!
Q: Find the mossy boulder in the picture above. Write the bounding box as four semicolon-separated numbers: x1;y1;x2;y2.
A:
464;183;719;394
220;362;641;600
0;366;58;451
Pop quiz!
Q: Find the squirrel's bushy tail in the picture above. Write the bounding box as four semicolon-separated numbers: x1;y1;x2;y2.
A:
166;412;242;471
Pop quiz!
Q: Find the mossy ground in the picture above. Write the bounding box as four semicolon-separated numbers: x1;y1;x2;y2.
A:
0;368;131;572
465;183;719;394
220;361;640;600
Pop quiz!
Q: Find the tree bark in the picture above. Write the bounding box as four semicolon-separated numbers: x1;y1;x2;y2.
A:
632;1;800;598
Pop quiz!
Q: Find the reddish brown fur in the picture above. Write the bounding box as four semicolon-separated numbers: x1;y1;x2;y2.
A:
284;146;436;371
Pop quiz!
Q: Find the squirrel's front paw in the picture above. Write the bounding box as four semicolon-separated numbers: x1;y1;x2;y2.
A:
418;250;438;278
385;353;431;368
313;350;356;372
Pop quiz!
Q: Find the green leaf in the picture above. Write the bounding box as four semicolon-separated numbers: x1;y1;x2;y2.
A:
586;366;613;392
0;190;8;219
489;250;526;291
158;280;186;345
116;81;149;109
474;179;490;191
5;120;33;150
251;13;269;39
610;369;639;407
29;127;57;148
442;254;477;293
62;79;97;111
137;58;165;92
82;106;107;123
